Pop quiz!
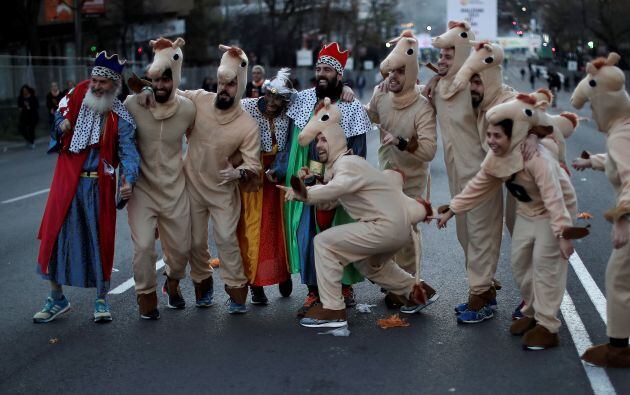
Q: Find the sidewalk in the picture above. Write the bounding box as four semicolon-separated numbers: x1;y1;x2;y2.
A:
0;136;49;153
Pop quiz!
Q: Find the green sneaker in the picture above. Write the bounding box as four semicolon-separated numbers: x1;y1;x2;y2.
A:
93;299;113;323
33;296;70;323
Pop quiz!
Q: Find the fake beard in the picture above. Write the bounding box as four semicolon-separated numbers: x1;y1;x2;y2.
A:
315;77;342;101
83;88;116;114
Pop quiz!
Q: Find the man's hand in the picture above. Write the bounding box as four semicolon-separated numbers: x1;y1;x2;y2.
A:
297;166;312;180
276;185;306;202
572;158;592;171
559;238;574;259
120;175;133;200
421;75;441;102
612;217;630;249
521;134;539;161
436;209;454;229
265;169;278;183
218;157;240;186
136;89;156;108
380;126;400;146
60;119;72;137
341;85;356;102
377;77;390;93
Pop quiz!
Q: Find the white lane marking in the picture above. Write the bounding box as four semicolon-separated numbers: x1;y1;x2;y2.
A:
570;252;607;323
1;188;50;204
108;259;165;295
561;291;616;395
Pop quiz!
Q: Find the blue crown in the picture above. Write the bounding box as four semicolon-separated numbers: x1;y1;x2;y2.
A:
94;51;126;75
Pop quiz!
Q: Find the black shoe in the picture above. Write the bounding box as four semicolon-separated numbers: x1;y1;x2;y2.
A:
278;279;293;297
163;278;185;309
140;309;161;320
250;285;269;305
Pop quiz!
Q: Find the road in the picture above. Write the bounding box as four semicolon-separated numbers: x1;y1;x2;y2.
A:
0;67;628;394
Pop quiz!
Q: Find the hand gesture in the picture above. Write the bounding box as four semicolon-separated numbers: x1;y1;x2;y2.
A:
521;134;539;161
559;238;574;259
379;126;399;146
265;169;278;183
340;85;356;102
572;158;592;171
612;218;630;249
136;89;156;108
436;209;454;229
276;185;306;202
218;157;240;186
297;166;312;180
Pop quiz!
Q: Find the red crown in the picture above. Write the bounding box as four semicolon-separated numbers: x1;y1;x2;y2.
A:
318;42;349;69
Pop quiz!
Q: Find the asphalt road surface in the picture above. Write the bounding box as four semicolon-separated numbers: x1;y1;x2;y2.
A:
0;68;628;394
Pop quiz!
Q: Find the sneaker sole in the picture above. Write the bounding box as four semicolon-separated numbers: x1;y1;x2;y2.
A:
140;315;160;320
455;304;498;315
400;294;440;314
251;300;269;306
94;314;113;323
195;302;214;308
300;320;348;328
228;309;248;314
33;304;71;323
523;345;556;351
166;303;186;309
457;311;494;324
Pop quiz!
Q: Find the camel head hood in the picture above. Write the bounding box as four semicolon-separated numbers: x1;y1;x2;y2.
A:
144;37;185;119
432;20;475;79
380;30;419;108
298;97;347;167
571;52;630;133
217;44;248;104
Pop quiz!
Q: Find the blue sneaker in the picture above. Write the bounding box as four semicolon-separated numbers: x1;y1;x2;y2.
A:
512;300;525;320
33;296;70;323
226;299;247;314
93;299;112;323
455;298;498;315
194;277;214;308
196;291;214;308
457;305;495;324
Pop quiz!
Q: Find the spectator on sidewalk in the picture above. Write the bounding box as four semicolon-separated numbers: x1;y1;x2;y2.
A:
46;82;63;127
17;84;39;148
355;73;366;99
529;72;535;90
245;65;265;98
520;68;526;81
61;80;75;97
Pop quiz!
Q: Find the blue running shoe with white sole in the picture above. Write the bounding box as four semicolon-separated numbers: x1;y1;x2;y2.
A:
512;300;525;320
94;299;113;323
227;299;247;314
33;296;70;323
457;305;495;324
454;298;498;315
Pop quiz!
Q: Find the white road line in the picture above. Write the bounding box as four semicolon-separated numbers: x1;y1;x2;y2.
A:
569;252;607;323
1;188;50;204
561;291;616;395
109;259;165;295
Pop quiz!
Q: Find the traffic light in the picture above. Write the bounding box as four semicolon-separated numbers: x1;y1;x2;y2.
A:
90;45;97;52
587;41;594;49
137;47;143;55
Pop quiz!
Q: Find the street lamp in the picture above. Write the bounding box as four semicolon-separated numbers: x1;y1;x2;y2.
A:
587;41;594;49
522;6;527;12
426;25;432;31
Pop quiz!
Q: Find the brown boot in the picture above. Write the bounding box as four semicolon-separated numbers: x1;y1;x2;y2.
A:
509;316;536;336
421;282;438;303
581;343;630;368
300;304;347;328
164;276;185;309
522;325;559;350
137;292;159;320
467;287;497;311
224;285;248;305
384;292;405;309
193;276;214;307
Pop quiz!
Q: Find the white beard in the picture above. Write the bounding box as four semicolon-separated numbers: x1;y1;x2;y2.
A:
83;88;116;114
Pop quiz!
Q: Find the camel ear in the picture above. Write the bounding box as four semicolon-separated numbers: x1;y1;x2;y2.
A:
324;97;331;108
219;44;231;52
447;20;458;29
462;21;471;30
149;40;157;48
607;52;620;66
534;100;549;109
586;62;597;75
483;43;492;51
173;37;185;48
404;37;417;45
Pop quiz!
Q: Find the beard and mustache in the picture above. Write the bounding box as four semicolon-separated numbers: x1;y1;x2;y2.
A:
215;90;235;110
83;85;119;114
315;75;342;101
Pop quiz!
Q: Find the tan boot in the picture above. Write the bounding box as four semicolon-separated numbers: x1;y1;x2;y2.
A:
522;325;559;350
225;285;248;305
300;304;347;328
164;276;185;309
509;316;537;336
467;287;497;311
581;343;630;368
193;276;214;307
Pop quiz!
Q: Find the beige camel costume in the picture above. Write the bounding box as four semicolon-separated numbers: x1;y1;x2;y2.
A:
432;22;502;305
180;45;261;305
368;31;437;275
571;53;630;367
124;38;202;315
447;94;579;349
286;99;430;326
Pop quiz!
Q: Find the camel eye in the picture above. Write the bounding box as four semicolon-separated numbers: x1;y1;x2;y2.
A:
407;48;414;55
589;79;597;87
524;109;533;117
484;57;494;64
320;114;330;122
173;54;180;60
241;61;247;67
460;32;468;38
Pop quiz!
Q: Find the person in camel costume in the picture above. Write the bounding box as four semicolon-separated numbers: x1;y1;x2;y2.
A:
571;52;630;368
438;93;584;350
367;30;439;310
430;21;505;323
280;98;431;328
125;37;212;320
